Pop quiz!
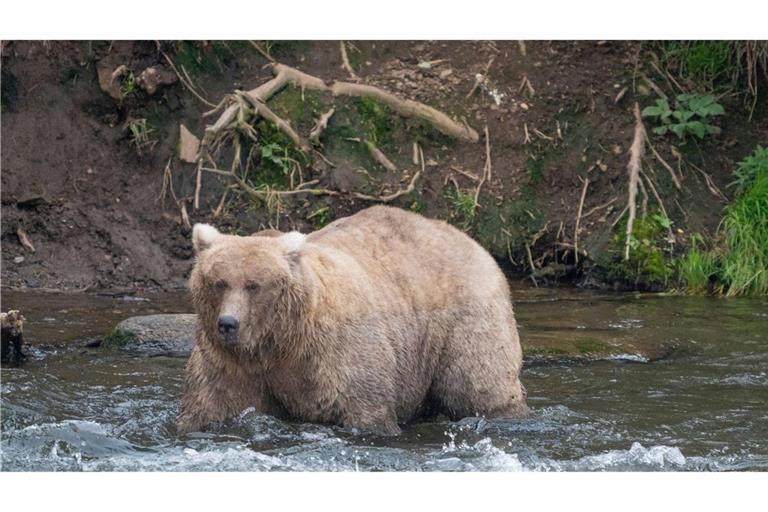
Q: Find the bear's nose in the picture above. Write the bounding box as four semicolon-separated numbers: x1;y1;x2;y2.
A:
217;315;240;336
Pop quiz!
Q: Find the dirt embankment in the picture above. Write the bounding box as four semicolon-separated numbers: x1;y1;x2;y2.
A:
2;41;766;292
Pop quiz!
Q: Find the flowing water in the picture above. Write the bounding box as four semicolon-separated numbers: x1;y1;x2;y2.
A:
1;287;767;471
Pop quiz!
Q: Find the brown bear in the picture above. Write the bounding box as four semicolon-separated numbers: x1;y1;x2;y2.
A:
178;205;527;435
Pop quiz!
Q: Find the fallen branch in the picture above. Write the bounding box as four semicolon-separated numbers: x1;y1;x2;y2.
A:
625;103;646;261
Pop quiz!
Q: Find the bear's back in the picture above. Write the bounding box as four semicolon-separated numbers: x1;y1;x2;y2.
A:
306;206;506;302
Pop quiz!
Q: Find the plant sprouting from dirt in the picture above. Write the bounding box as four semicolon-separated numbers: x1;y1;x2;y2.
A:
446;187;477;230
120;71;139;98
641;94;724;140
307;206;332;229
127;118;157;154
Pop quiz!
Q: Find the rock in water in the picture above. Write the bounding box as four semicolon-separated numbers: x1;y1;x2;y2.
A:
106;314;196;357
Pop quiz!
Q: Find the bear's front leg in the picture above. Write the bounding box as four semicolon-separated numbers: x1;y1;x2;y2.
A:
339;397;401;436
177;345;271;434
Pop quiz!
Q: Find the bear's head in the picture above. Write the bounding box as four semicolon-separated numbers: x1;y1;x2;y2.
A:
189;224;310;355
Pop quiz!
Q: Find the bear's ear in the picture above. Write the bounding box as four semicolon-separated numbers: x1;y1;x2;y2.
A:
192;223;222;253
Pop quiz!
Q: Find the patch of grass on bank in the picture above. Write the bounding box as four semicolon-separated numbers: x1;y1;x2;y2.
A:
677;234;720;294
677;145;768;296
721;147;768;296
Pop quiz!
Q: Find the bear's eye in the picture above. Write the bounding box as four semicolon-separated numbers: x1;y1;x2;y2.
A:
214;279;228;290
245;281;260;292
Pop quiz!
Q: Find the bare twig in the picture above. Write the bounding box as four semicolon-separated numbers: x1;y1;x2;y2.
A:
347;138;398;172
180;201;192;230
473;125;492;207
16;227;35;253
582;196;618;219
160;50;216;108
625;103;646;261
309;107;335;144
645;135;681;190
351;170;421;203
339;41;360;81
193;159;203;210
466;57;495;99
640;72;668;100
450;166;481;182
641;168;675;241
574;177;590;264
249;41;276;63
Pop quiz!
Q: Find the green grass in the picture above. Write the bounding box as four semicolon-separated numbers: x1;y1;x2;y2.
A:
675;145;768;296
662;41;734;89
678;234;719;294
445;187;477;230
721;158;768;296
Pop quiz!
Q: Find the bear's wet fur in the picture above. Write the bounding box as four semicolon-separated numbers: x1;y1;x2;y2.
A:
178;205;527;435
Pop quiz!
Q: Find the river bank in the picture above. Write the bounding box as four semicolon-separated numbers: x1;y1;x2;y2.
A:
3;41;766;293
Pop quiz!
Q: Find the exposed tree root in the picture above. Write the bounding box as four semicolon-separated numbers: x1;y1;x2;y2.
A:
309;108;335;144
190;61;479;214
624;103;646;261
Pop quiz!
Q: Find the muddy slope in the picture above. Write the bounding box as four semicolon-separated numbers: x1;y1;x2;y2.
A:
2;41;766;291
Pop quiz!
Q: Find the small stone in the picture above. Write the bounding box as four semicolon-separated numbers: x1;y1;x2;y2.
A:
13;256;24;264
520;102;529;111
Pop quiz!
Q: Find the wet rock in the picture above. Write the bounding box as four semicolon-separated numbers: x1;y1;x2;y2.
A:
106;314;195;357
96;62;124;101
137;66;178;95
522;337;677;367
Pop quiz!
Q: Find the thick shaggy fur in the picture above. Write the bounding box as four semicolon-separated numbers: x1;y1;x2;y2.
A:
178;206;527;435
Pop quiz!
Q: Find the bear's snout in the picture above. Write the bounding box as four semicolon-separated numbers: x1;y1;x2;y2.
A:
217;315;240;341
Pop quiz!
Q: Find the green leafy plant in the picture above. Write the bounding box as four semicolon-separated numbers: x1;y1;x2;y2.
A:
260;142;291;173
642;94;724;139
120;71;138;98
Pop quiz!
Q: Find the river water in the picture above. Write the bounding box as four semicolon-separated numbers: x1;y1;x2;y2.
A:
1;287;766;471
